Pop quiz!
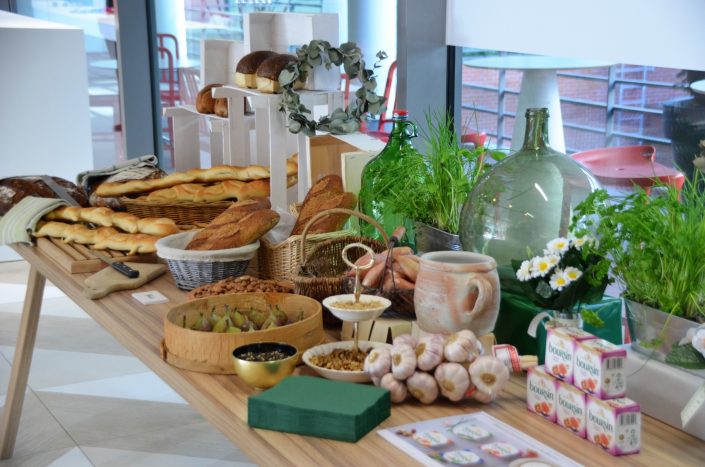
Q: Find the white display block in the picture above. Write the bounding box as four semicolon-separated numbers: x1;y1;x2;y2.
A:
200;39;244;86
244;12;340;91
625;347;705;441
213;86;344;211
0;12;92;261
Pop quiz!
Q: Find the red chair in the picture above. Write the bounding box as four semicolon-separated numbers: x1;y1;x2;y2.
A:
377;60;398;129
157;33;180;60
158;46;179;154
571;145;685;195
461;132;488;148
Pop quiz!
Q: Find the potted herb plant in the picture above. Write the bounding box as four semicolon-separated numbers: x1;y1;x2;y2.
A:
571;173;705;371
380;111;504;252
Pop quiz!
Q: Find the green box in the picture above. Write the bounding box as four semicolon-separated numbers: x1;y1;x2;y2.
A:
248;376;391;442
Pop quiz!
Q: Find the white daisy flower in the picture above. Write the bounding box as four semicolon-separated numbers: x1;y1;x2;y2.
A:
549;269;569;291
546;237;570;255
692;329;705;358
563;266;583;282
516;260;532;281
546;254;560;267
570;236;587;250
530;256;553;278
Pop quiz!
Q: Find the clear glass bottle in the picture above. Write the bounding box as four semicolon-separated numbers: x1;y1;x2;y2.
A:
459;108;600;292
359;110;418;248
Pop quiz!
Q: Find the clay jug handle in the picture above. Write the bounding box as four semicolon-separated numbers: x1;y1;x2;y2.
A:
466;275;491;319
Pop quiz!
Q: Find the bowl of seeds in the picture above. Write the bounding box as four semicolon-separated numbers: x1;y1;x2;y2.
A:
302;341;392;383
232;342;298;389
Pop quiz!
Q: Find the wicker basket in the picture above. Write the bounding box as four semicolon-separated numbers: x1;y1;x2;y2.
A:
121;197;231;225
292;209;388;325
155;231;258;290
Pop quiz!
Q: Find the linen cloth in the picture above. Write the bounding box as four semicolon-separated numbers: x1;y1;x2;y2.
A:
0;197;67;245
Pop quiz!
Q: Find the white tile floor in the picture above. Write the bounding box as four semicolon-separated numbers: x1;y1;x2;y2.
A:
0;261;255;467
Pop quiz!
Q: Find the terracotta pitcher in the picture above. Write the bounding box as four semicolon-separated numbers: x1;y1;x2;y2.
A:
414;251;500;335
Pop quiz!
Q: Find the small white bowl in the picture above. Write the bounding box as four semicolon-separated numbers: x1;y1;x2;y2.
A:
303;340;392;383
321;294;391;322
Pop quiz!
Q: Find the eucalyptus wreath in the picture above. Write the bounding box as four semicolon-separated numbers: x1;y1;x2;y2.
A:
277;40;387;136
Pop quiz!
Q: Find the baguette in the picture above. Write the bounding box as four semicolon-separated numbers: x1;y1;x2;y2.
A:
78;207;114;227
111;212;140;233
44;206;82;222
136;218;179;237
33;221;73;239
93;233;158;255
95;156;299;197
205;197;271;228
186;210;279;250
145;184;205;202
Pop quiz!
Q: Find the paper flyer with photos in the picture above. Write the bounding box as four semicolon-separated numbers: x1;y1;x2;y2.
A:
378;411;581;467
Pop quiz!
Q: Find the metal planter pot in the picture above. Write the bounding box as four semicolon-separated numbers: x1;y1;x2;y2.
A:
414;222;461;254
626;300;702;365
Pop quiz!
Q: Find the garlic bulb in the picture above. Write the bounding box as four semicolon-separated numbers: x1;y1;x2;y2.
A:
444;332;481;363
390;343;417;380
415;336;444;371
393;334;417;348
380;373;408;403
468;356;510;397
434;363;470;402
406;371;438;404
364;347;391;378
456;329;484;356
471;387;496;404
371;375;382;387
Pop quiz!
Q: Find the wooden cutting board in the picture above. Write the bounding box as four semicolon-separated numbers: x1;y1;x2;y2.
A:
83;262;167;299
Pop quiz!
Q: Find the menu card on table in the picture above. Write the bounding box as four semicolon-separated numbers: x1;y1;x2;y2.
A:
378;411;581;467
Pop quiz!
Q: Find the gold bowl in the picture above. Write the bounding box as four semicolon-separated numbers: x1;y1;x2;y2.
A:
232;342;298;390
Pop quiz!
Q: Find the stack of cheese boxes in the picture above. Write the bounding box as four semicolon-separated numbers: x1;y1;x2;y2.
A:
526;327;641;456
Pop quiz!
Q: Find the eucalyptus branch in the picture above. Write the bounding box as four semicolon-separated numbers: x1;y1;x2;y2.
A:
277;40;387;136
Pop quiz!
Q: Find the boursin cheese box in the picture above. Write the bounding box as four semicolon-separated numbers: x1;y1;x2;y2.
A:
586;397;641;456
545;326;596;384
556;380;587;438
526;366;559;422
574;338;627;399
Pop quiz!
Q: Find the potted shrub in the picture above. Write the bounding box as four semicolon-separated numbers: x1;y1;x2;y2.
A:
571;173;705;371
378;111;504;252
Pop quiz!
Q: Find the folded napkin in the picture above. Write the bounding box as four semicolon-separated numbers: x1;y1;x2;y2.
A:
76;154;159;193
0;197;67;246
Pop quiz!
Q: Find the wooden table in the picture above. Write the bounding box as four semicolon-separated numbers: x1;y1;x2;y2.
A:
2;243;704;466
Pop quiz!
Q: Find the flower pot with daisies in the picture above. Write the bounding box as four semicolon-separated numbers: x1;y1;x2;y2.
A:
511;235;611;329
571;174;705;371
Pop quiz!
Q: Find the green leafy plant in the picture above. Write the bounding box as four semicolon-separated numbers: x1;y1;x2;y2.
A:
278;40;387;136
369;111;504;234
571;172;705;321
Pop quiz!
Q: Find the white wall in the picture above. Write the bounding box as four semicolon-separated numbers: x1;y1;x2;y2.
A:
446;0;705;71
0;12;93;260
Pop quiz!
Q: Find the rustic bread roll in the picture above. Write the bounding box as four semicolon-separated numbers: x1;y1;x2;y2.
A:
206;197;271;228
256;54;298;93
196;84;222;113
292;191;357;235
235;51;279;88
186;209;280;250
44;206;82;222
214;98;228;117
185;198;271;247
291;175;352;235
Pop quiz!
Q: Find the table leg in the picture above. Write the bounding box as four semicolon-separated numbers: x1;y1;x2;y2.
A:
511;69;566;153
0;266;46;460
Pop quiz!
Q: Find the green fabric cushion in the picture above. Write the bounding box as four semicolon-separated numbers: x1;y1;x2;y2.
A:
248;376;391;442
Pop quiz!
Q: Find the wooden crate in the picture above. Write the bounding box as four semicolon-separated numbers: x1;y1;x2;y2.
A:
35;237;158;274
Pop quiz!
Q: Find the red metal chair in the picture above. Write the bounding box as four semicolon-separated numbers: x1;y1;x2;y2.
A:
461;132;488;148
377;60;398;129
157;33;180;60
571;145;685;195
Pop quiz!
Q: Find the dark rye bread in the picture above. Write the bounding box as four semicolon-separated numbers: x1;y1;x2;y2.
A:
235;51;278;88
256;54;298;93
0;176;88;216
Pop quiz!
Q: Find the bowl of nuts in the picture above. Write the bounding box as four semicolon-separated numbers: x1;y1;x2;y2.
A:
303;340;392;383
232;342;298;389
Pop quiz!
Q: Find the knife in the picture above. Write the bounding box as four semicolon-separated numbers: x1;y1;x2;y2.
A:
41;175;139;279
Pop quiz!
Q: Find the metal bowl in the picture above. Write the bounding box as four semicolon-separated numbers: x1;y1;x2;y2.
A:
232;342;298;390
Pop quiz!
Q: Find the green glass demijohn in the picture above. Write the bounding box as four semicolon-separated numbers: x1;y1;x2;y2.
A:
359;109;418;248
459;108;600;291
